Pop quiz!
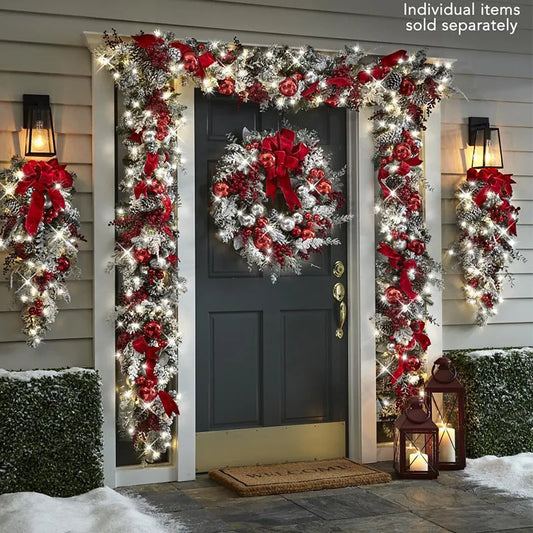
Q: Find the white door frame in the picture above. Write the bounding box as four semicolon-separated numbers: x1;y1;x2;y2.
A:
87;32;442;486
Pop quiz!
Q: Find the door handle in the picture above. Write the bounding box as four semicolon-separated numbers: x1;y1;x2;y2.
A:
336;301;347;339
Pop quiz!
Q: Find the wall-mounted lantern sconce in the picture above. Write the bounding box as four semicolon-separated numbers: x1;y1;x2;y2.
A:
468;117;503;169
23;94;57;157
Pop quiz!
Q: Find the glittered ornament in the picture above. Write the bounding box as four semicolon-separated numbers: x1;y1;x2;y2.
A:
143;320;162;338
137;386;157;403
308;168;325;182
393;143;412;161
293;213;304;224
218;77;235;95
213;182;230;197
239;213;255;227
182;52;198;72
253;231;273;251
399;78;416;96
408;195;422;212
57;256;70;272
279;77;298;97
301;228;316;240
280;218;295;232
407;240;425;255
385;286;402;303
315;179;332;195
405;355;421;373
133;248;151;265
259;151;276;168
251;204;265;217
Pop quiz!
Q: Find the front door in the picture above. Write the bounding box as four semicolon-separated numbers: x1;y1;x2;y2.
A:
195;91;349;471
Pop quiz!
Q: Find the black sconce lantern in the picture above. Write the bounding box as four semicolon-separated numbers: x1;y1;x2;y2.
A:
468;117;503;169
23;94;57;157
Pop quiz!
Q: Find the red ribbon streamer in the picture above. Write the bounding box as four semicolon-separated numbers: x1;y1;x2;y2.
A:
15;159;73;236
132;334;180;417
260;128;310;211
377;243;418;299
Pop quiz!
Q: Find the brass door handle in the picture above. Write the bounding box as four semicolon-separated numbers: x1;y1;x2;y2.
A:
333;282;345;302
336;301;346;339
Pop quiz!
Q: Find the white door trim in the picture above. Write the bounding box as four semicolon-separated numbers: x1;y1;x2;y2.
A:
88;31;443;482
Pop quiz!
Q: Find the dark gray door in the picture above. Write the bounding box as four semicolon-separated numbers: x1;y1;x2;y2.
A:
195;91;348;436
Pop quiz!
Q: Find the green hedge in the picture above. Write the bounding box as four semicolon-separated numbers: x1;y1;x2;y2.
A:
0;368;104;496
446;347;533;458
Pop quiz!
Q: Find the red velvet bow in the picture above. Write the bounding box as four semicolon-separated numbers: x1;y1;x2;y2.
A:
410;321;431;351
301;81;319;100
144;153;159;177
133;34;164;49
326;77;352;87
15;159;73;236
380;50;409;68
377;243;418;299
467;167;515;207
261;129;309;210
132;336;180;417
170;42;215;79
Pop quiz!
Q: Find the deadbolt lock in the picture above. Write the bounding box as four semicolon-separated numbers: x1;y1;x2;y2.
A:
333;260;345;278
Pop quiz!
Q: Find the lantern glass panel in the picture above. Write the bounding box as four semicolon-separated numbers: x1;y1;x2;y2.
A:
430;391;459;464
472;127;503;169
25;105;56;157
405;432;436;473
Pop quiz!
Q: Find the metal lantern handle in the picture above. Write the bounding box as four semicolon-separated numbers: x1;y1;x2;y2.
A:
405;401;431;423
431;360;457;384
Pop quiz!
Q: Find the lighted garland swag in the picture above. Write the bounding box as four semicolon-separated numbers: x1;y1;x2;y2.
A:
98;30;453;461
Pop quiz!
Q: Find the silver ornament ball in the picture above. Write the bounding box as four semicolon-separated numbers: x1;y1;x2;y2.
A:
393;240;407;251
251;204;265;217
293;213;304;224
280;218;295;232
239;214;256;227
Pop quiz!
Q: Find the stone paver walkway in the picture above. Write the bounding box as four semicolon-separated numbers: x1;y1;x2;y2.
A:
119;462;533;532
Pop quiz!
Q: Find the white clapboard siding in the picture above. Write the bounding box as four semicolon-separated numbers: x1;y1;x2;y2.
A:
443;323;533;350
444;298;533;325
1;309;93;343
0;339;93;370
0;102;92;135
444;273;533;300
0;280;93;312
0;0;531;366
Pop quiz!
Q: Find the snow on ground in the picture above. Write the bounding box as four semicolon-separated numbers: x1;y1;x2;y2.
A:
464;347;533;358
0;486;186;533
464;453;533;498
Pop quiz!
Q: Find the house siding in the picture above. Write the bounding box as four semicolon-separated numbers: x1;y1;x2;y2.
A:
0;0;531;369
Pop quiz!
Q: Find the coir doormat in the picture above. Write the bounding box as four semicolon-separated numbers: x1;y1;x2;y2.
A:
209;458;391;497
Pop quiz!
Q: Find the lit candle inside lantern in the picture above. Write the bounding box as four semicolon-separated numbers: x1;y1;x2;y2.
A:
438;425;456;463
409;450;428;471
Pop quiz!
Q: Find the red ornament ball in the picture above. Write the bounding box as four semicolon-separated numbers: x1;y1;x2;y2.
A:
301;228;316;240
405;355;421;373
218;77;235;96
259;151;276;168
393;143;412;161
143;320;163;339
292;227;302;237
253;232;273;251
133;248;151;265
137;386;157;403
150;180;167;194
279;77;298;97
315;179;333;195
325;95;338;107
408;195;422;212
385;286;402;303
308;168;325;182
407;240;425;255
182;52;198;72
400;78;416;96
57;256;70;272
213;182;230;197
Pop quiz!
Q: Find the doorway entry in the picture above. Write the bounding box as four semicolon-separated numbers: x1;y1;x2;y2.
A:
194;91;350;471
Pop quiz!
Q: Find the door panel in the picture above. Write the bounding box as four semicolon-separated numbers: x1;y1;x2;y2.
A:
195;91;349;450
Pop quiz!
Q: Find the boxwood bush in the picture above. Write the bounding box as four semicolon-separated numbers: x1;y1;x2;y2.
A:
0;367;104;496
446;347;533;458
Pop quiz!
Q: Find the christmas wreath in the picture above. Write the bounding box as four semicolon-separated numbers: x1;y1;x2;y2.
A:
210;127;349;281
453;167;523;326
0;157;85;346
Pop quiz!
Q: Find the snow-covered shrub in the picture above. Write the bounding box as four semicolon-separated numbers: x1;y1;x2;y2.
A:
447;347;533;458
0;368;104;496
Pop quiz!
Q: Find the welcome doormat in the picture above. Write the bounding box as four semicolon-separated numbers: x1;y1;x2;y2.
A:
209;458;391;497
